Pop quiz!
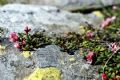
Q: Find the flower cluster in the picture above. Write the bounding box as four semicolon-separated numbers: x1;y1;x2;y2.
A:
86;31;94;40
9;32;19;42
9;26;31;49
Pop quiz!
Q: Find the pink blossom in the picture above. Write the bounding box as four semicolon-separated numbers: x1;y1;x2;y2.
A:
102;73;108;80
101;16;116;28
22;40;26;45
110;42;120;53
24;26;31;34
9;32;19;42
86;51;94;63
86;32;94;40
101;18;111;28
14;42;21;49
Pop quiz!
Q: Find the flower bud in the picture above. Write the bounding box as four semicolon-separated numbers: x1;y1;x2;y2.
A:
24;26;31;34
102;73;108;80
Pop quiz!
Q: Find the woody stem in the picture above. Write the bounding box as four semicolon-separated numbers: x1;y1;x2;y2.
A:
103;53;115;72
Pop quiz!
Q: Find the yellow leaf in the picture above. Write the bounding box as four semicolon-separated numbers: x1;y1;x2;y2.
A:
24;67;61;80
21;51;32;58
92;11;104;18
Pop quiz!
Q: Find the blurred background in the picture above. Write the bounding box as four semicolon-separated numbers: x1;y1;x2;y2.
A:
1;0;120;11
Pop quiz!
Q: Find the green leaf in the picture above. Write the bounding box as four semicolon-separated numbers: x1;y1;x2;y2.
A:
117;64;120;68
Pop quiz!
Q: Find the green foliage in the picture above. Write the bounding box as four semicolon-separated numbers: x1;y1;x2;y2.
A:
0;0;7;5
16;22;120;79
53;32;82;55
18;32;52;51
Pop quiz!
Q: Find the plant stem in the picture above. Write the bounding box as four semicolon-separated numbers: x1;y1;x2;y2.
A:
103;53;115;72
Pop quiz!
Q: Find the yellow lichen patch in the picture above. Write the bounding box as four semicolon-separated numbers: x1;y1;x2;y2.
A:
21;51;32;58
69;57;76;62
24;67;61;80
79;26;85;34
92;11;104;18
0;45;6;50
0;45;6;55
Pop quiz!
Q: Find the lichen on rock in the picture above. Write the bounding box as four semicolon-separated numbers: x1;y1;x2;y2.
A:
24;67;61;80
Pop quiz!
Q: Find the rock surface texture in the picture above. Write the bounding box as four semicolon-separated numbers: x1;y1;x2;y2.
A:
0;41;98;80
0;4;103;80
7;0;120;11
0;4;103;37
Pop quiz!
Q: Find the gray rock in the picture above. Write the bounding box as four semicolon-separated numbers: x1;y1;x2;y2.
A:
32;45;98;80
7;0;120;11
0;4;102;80
32;45;61;67
0;41;99;80
0;42;34;80
0;4;103;37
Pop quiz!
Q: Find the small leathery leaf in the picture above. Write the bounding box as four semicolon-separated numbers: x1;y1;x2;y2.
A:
21;51;32;58
92;11;104;18
24;67;61;80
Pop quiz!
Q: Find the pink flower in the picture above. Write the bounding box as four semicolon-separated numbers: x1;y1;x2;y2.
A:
86;32;94;40
112;6;117;10
102;73;108;80
22;40;26;45
101;18;111;28
9;32;19;42
110;42;120;53
24;26;31;34
101;16;116;28
86;51;94;63
14;42;21;49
